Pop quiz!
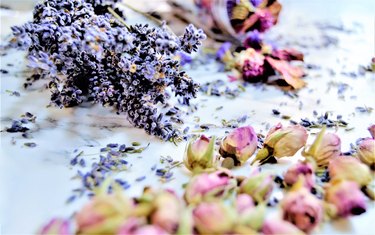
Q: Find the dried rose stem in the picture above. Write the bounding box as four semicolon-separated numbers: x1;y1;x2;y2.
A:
167;0;240;44
120;2;176;36
108;7;130;29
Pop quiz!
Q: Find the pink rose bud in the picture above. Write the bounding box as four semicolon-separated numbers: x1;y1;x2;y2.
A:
184;135;216;172
328;156;372;187
281;187;323;233
235;194;255;214
219;126;258;165
262;217;304;235
253;123;308;164
184;169;236;204
326;181;367;217
368;124;375;139
193;202;235;234
303;126;341;167
357;138;375;170
38;218;72;235
76;193;131;234
151;190;182;233
239;170;274;203
117;218;168;235
284;162;315;190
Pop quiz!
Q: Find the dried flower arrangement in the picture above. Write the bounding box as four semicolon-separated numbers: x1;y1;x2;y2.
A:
9;0;206;140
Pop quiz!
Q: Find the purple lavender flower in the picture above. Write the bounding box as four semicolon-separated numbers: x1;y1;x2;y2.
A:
216;42;232;61
250;0;263;7
243;30;263;50
226;0;240;17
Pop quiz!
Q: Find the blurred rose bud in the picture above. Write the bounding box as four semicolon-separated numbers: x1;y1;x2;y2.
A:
281;187;323;233
219;126;258;165
303;126;341;167
328;156;372;187
184;135;216;172
76;193;131;234
253;123;308;164
150;190;182;233
235;194;255;214
284;162;315;190
193;202;235;234
38;218;72;235
117;218;168;235
184;169;236;204
326;180;367;217
357;138;375;170
368;124;375;139
235;49;266;82
239;170;274;203
262;217;304;235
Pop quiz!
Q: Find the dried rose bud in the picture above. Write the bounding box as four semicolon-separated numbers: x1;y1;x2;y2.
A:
151;190;182;233
253;123;308;164
219;126;258;165
193;202;236;234
235;49;266;82
357;138;375;170
239;170;274;203
281;186;323;233
326;180;367;217
328;156;372;187
184;135;216;172
75;192;131;234
368;124;375;139
303;126;341;167
235;194;255;214
117;218;168;235
38;218;72;235
262;217;304;235
284;162;315;189
184;169;237;204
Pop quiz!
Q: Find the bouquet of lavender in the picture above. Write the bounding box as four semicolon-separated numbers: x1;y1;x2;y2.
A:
9;0;206;140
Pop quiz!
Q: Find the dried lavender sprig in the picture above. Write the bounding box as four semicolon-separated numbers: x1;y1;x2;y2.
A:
9;0;206;140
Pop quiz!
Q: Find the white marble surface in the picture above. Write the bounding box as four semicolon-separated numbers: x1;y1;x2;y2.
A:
1;0;375;234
